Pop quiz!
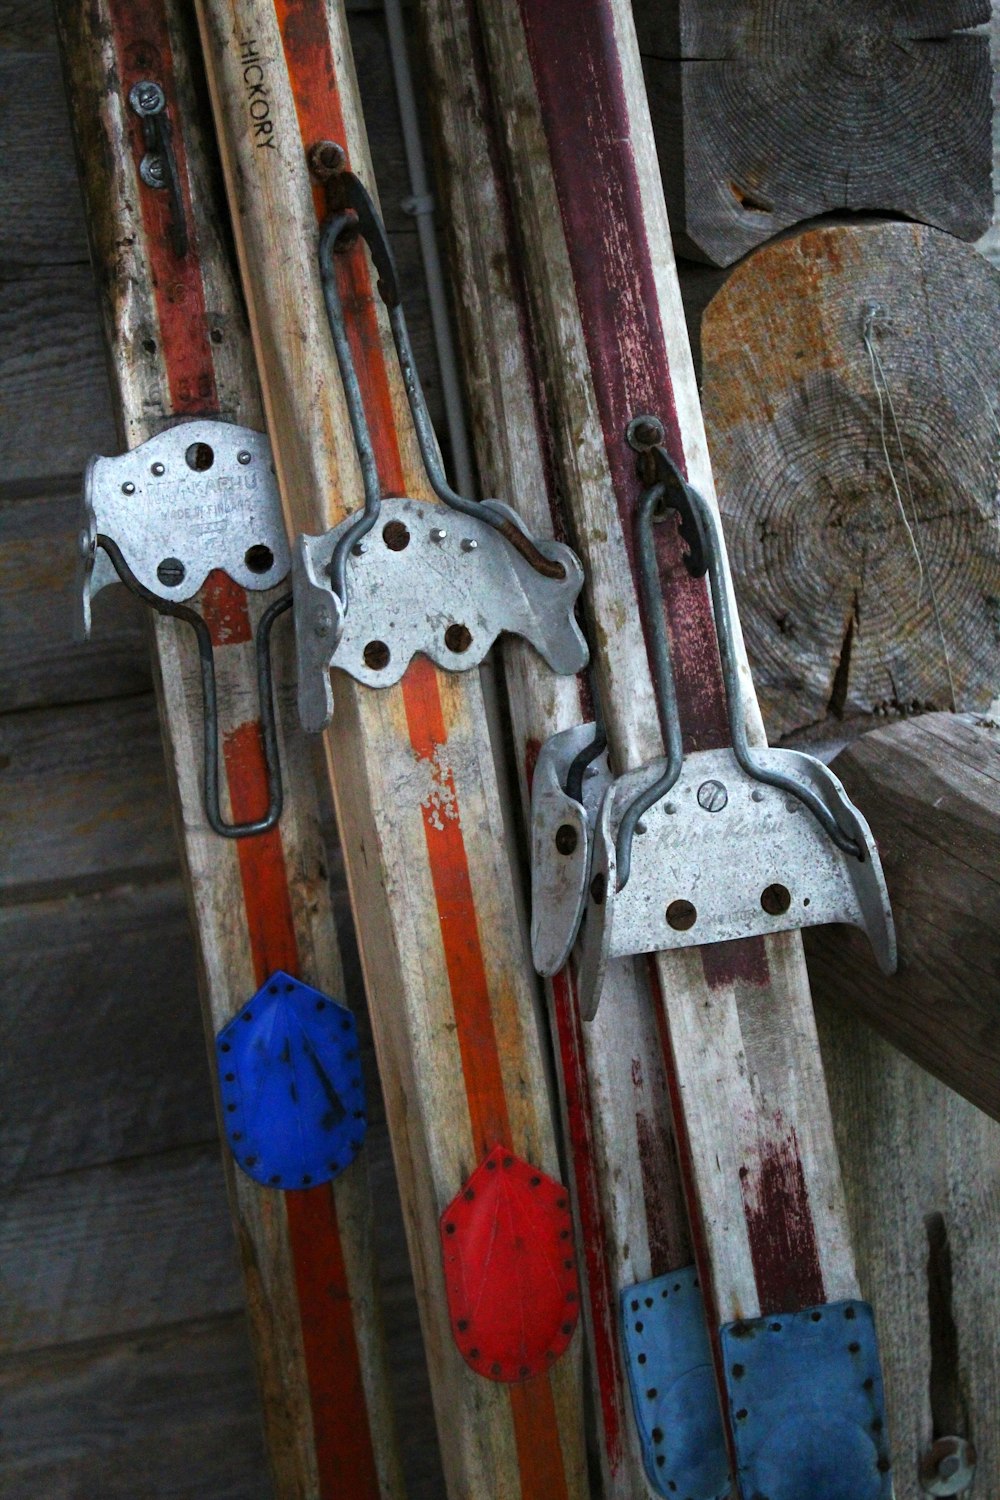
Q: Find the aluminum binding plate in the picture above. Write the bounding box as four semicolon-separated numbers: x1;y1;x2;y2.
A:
293;496;588;732
575;743;896;1020
79;420;288;634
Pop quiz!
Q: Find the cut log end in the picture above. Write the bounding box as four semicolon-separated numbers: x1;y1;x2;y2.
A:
700;221;1000;743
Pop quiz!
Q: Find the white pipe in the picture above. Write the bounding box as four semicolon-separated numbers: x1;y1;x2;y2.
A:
383;0;476;496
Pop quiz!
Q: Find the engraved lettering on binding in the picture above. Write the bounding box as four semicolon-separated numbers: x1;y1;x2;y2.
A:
239;38;277;149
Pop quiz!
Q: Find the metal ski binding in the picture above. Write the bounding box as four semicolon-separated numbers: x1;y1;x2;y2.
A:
292;158;588;733
78;420;291;838
530;427;896;1018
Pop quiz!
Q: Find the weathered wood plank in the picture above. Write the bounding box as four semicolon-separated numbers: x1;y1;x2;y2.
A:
0;694;176;901
0;266;116;483
0;881;209;1187
0;50;90;266
636;0;993;267
0;487;151;711
816;997;1000;1500
0;1144;244;1353
700;221;1000;744
0;1315;271;1500
805;712;1000;1119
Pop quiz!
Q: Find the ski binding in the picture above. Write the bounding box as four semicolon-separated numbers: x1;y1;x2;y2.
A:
292;160;588;733
530;433;896;1018
78;420;292;837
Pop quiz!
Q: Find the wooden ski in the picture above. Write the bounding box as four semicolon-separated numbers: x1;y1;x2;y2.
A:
193;1;588;1494
56;2;404;1495
416;6;696;1496
425;1;897;1496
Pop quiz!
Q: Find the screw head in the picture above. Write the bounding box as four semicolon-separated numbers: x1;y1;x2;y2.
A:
237;450;252;466
626;414;665;452
150;462;165;477
129;80;165;116
139;154;167;190
697;779;728;813
121;481;136;495
156;557;185;588
308;139;347;180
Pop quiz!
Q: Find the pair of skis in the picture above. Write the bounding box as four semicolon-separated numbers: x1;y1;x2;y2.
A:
64;0;896;1495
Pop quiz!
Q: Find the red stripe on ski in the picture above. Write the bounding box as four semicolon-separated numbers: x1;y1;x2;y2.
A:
285;1185;382;1497
106;8;381;1492
742;1128;825;1315
550;966;626;1475
108;0;218;415
274;7;570;1492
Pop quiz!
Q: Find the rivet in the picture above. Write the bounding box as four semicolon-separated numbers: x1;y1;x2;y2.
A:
431;526;447;542
237;450;252;465
151;461;165;476
461;537;478;552
121;481;136;495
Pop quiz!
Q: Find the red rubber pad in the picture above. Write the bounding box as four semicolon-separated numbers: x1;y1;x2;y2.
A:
440;1143;580;1382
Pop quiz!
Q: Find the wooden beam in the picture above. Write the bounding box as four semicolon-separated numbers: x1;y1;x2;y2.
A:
54;2;404;1493
634;0;993;266
806;712;1000;1119
699;221;1000;744
193;2;588;1493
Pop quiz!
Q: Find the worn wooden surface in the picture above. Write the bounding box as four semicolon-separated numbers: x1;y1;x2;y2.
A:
805;713;1000;1119
196;1;588;1495
0;1;442;1493
699;221;1000;747
419;1;689;1491
635;0;994;267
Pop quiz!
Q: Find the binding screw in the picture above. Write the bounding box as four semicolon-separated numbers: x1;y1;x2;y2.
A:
129;80;165;117
626;414;665;452
237;450;252;465
139;155;167;190
697;779;728;813
308;139;347;181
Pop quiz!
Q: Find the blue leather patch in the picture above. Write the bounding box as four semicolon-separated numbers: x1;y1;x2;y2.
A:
215;970;367;1189
721;1300;891;1500
620;1266;729;1499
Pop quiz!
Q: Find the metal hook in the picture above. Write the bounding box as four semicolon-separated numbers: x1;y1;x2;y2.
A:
96;535;289;838
314;154;565;613
615;438;863;889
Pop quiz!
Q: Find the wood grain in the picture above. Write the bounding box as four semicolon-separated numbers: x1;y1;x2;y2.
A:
636;0;993;266
817;995;1000;1499
54;0;406;1491
0;1315;270;1500
468;0;860;1344
700;222;1000;744
195;1;588;1492
0;487;151;711
0;694;178;900
418;1;690;1490
805;712;1000;1118
0;881;208;1186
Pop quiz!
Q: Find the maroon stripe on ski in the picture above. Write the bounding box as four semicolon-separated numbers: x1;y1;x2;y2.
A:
516;0;727;753
517;0;825;1315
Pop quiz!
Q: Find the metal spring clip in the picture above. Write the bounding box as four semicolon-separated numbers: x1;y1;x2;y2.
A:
78;421;291;838
292;161;588;732
530;431;896;1019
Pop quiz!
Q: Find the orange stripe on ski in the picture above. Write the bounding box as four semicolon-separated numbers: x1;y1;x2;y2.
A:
273;8;569;1494
105;8;380;1493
